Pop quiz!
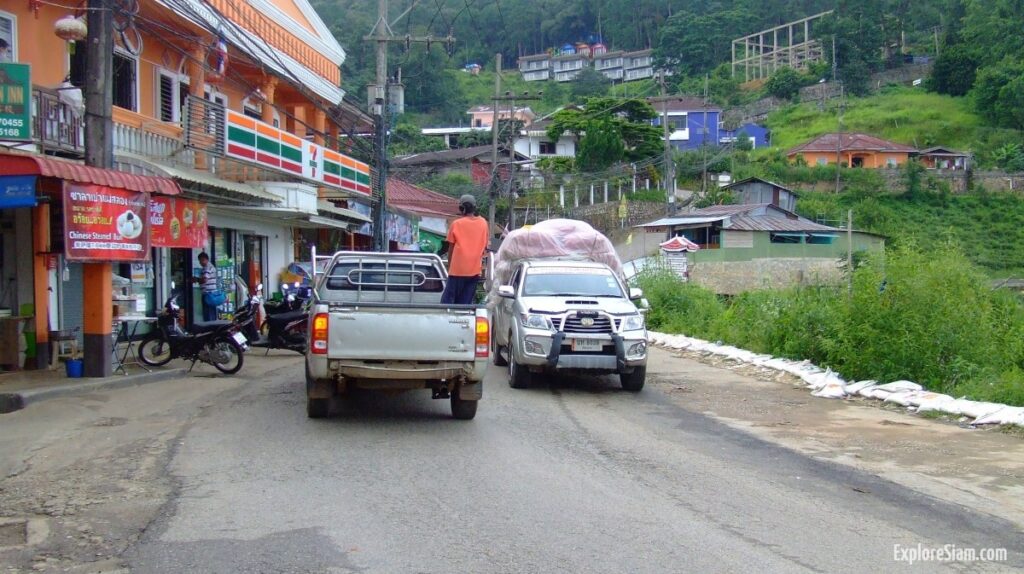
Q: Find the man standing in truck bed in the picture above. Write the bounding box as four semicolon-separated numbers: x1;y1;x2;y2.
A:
439;194;489;304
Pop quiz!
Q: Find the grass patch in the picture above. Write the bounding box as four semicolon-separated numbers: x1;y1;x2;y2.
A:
637;245;1024;407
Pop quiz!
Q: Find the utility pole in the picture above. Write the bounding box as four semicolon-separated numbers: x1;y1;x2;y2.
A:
833;36;842;194
658;71;674;213
847;208;854;295
82;0;114;378
488;53;502;230
701;73;709;197
366;0;453;251
492;89;541;231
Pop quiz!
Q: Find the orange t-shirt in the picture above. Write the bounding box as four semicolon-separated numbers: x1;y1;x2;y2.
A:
446;215;489;276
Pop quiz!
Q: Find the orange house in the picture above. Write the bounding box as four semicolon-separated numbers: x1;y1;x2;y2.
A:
0;0;372;373
787;133;918;168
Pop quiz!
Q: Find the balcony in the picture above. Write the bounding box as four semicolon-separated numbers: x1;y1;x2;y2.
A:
32;87;84;157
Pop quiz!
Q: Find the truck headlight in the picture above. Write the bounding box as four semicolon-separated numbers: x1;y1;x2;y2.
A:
621;314;645;331
521;314;554;330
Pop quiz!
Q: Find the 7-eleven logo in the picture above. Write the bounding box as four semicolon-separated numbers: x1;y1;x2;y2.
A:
307;145;320;179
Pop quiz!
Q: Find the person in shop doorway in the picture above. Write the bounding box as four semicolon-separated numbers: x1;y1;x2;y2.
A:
193;252;219;321
439;194;488;305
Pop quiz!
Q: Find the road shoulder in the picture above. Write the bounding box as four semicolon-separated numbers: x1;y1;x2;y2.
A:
647;346;1024;529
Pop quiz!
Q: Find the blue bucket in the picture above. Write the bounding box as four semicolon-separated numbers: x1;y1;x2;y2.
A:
65;359;84;378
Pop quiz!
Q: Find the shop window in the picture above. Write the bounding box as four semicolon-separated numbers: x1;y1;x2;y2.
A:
0;10;15;62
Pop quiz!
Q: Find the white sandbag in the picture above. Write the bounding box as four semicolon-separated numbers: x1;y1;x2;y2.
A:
874;380;923;393
959;401;1006;420
811;382;847;399
973;406;1024;425
865;388;893;400
884;391;921;407
844;380;878;394
911;393;955;412
802;368;845;391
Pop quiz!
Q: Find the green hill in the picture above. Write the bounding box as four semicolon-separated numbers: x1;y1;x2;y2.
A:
762;86;1021;167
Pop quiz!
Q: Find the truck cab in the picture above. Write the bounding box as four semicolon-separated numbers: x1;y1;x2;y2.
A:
492;260;648;391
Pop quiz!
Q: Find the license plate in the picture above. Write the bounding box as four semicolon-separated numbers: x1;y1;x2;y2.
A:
571;338;603;352
232;331;247;345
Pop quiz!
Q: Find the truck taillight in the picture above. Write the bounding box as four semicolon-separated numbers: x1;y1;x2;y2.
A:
475;317;489;358
312;313;329;354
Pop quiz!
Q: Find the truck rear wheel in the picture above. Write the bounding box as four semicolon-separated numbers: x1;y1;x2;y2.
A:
450;392;478;420
492;335;508;367
620;366;646;392
307;397;329;418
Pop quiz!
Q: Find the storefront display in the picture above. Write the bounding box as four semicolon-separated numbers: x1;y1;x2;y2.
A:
150;197;208;248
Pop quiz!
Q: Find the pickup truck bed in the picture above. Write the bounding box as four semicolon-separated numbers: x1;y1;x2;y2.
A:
306;252;488;419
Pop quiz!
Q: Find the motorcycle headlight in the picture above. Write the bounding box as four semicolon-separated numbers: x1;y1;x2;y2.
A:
621;314;645;331
521;314;554;330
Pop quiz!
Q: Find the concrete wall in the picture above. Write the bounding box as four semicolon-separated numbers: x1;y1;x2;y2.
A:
690;257;845;295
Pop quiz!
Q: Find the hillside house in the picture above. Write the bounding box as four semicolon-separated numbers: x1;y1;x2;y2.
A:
787;133;918;168
623;50;655;81
919;147;971;171
593;50;626;81
518;54;551;82
721;178;797;211
648;97;723;151
553;53;588;82
638;204;884;294
391;145;529;186
466;105;536;129
720;123;771;148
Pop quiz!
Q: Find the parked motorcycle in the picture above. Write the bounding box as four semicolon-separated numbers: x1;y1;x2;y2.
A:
246;283;308;355
138;282;248;374
259;281;309;337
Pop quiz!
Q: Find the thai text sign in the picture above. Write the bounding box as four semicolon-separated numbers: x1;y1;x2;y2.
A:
224;110;371;196
150;196;208;248
0;63;31;141
63;183;150;261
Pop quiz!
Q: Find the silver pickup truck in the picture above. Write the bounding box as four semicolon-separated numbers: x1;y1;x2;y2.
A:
305;251;489;420
492;259;648;391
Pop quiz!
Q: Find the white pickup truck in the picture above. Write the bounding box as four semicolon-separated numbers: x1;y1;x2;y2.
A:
305;251;489;419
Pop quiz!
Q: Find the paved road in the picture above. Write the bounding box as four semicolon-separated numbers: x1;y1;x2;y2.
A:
118;357;1021;574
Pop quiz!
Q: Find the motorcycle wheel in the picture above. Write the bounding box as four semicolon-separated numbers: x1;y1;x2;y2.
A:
138;334;174;367
208;337;244;374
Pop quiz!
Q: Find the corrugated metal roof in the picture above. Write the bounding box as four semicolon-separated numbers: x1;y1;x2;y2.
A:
387;178;460;217
725;215;840;232
691;203;769;216
787;132;918;155
114;153;279;202
0;152;180;195
317;200;372;223
636;216;728;228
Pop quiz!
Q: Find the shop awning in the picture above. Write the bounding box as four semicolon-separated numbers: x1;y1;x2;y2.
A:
213;205;368;231
114;153;278;204
317;200;372;224
0;152;180;195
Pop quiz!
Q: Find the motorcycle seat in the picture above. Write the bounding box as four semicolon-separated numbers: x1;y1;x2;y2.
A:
192;320;232;333
268;310;307;327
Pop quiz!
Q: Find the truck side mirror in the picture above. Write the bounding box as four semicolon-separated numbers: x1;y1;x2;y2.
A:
498;285;515;299
629;288;643;300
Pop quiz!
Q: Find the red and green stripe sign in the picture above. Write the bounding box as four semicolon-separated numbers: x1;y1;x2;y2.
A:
225;110;369;195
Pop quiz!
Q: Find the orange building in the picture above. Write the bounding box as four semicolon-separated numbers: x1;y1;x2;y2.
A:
787;133;918;168
0;0;373;373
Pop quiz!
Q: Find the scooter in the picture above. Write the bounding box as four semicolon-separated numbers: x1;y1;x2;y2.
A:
138;282;248;374
247;283;308;355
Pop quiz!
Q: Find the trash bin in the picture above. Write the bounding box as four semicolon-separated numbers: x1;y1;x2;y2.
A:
65;358;84;378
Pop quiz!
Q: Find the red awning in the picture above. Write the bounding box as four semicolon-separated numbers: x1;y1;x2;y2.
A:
0;153;180;196
660;236;700;252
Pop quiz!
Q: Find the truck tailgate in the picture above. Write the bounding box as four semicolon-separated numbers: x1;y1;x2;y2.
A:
328;305;478;362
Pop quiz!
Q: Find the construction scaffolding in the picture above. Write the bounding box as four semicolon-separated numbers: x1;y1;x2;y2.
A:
732;11;833;83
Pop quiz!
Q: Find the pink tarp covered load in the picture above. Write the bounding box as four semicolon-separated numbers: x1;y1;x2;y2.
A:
489;219;623;305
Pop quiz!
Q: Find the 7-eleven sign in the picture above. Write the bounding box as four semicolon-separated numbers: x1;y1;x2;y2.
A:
304;142;323;181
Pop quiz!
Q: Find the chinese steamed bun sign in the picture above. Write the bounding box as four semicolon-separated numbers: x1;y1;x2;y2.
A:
0;63;31;141
149;196;208;248
224;110;371;195
63;183;150;262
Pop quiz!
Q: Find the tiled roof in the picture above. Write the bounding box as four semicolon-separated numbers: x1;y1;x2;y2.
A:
387;178;459;217
787;133;918;154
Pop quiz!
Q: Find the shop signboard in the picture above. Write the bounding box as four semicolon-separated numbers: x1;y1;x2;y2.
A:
0;63;31;141
223;110;371;196
63;183;150;262
150;196;209;248
0;175;36;207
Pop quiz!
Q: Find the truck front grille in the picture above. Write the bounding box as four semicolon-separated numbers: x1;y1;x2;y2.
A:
561;314;614;334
